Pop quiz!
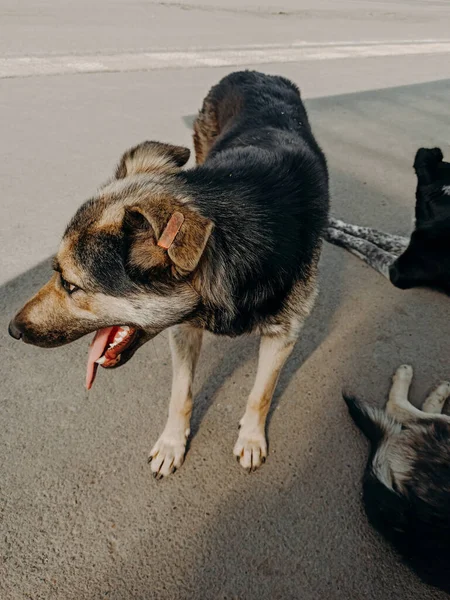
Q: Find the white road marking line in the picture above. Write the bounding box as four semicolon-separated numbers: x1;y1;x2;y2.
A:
1;40;450;79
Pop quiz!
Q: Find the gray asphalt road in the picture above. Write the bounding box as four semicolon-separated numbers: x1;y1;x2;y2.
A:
1;2;450;599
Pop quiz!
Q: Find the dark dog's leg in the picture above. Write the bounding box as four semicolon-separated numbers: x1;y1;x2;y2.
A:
149;324;203;478
326;227;396;278
234;331;297;471
386;365;450;424
328;217;409;255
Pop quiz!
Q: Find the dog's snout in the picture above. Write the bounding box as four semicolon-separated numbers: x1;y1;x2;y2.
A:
8;319;23;340
389;264;400;286
389;263;414;290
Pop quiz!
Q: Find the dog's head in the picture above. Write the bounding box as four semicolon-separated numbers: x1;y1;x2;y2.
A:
389;148;450;293
9;141;214;387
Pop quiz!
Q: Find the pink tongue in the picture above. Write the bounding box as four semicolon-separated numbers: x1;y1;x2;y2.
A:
86;327;116;390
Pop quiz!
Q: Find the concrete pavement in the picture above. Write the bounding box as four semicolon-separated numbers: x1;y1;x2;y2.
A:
3;0;450;57
1;1;450;599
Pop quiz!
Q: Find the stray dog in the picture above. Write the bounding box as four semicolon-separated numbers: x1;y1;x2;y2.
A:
345;365;450;593
8;71;329;477
325;147;450;294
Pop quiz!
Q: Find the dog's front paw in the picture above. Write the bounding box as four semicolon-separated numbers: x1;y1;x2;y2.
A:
233;418;267;472
148;428;189;479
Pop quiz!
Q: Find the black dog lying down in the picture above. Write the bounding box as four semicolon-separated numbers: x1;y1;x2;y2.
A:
345;365;450;593
326;147;450;294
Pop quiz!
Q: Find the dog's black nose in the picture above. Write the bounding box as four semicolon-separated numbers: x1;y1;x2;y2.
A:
389;264;413;289
8;320;23;340
389;264;400;287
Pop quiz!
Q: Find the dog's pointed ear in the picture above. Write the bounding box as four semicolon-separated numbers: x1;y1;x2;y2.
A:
116;141;191;179
123;204;213;275
413;147;443;185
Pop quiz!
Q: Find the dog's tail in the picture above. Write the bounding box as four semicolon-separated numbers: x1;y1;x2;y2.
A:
343;393;397;444
413;147;443;185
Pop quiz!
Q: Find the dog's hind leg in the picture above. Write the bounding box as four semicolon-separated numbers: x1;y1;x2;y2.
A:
233;331;297;471
385;364;419;423
422;381;450;414
328;217;408;256
386;365;450;423
326;227;396;278
148;324;203;478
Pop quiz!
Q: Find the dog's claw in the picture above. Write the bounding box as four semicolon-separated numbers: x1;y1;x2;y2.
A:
148;432;188;478
233;422;268;471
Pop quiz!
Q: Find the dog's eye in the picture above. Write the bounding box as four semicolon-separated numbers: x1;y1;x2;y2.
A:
61;276;79;295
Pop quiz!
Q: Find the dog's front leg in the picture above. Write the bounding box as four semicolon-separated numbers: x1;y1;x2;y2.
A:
149;324;203;478
234;333;296;471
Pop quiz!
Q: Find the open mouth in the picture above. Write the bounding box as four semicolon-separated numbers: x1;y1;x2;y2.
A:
86;326;140;390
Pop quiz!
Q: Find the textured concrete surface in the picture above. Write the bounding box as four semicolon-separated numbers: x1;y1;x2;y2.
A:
3;0;450;57
2;1;450;599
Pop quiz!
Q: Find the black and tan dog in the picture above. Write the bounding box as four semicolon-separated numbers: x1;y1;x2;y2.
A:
8;71;329;477
345;365;450;593
326;147;450;294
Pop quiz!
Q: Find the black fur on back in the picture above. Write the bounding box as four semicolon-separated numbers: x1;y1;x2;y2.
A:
344;394;450;593
183;71;329;335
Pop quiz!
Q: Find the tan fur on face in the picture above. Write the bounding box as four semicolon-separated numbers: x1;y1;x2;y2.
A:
14;273;98;346
11;138;213;347
57;236;87;288
87;287;199;330
93;140;213;276
15;262;200;347
21;275;68;329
